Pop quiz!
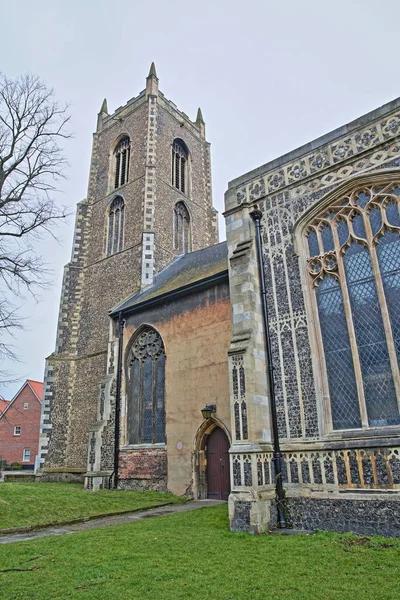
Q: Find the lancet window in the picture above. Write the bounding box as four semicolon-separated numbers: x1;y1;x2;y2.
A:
107;196;124;255
172;139;188;194
174;201;191;253
114;137;130;189
306;182;400;430
127;327;166;445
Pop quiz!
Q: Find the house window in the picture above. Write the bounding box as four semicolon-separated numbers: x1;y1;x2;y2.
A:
107;196;124;255
24;403;29;410
14;426;21;436
171;139;188;194
306;182;400;430
23;449;31;462
114;137;130;189
174;201;191;253
127;327;166;445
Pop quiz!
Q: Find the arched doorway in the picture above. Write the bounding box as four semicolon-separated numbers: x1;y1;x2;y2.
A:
205;427;230;500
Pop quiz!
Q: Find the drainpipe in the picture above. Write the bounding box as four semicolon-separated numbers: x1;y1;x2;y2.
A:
250;207;286;528
113;312;124;490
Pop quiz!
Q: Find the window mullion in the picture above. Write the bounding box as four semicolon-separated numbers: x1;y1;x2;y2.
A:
365;218;400;411
332;224;368;426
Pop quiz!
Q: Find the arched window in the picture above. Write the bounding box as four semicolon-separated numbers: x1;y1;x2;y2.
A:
114;137;130;189
306;182;400;430
172;139;188;194
127;327;166;445
174;201;191;253
107;196;124;255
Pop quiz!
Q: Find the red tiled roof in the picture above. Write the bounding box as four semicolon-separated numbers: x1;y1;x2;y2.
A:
0;399;10;414
27;380;44;401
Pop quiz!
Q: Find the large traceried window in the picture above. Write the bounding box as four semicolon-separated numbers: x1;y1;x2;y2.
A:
107;196;124;255
174;201;191;253
114;137;130;189
172;139;188;194
306;181;400;430
127;327;166;445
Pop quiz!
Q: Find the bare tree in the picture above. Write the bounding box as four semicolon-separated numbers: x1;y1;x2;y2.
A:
0;73;71;369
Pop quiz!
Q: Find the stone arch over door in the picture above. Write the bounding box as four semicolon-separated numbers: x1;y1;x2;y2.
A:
193;418;231;500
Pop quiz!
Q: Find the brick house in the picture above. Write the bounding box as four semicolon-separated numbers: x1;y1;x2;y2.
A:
0;380;43;468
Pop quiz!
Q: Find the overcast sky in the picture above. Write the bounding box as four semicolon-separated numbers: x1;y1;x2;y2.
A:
1;0;399;398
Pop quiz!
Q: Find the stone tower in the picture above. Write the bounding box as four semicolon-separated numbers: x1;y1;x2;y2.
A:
39;64;219;480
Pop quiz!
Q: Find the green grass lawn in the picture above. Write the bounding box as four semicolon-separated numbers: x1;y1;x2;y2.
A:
0;482;185;529
0;505;399;600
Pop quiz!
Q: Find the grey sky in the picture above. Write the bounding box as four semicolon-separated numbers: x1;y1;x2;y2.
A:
1;0;398;397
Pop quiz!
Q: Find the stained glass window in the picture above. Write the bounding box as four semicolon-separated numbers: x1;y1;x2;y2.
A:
306;182;400;430
127;327;166;445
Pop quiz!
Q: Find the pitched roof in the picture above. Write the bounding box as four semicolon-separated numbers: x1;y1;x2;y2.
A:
0;399;10;415
27;380;44;401
111;241;228;315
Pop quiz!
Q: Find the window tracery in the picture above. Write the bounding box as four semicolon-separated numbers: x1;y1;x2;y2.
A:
174;201;191;253
114;137;130;189
127;327;166;445
107;196;124;255
306;182;400;430
172;139;188;194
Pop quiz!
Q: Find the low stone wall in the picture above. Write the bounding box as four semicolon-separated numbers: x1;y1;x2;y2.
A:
118;447;167;491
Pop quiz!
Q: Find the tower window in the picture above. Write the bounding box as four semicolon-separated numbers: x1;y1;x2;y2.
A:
174;202;191;253
127;327;166;445
306;182;400;430
172;139;188;194
114;137;130;189
107;196;124;256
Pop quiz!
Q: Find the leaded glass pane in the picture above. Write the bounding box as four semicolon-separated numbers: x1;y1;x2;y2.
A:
129;359;140;444
344;242;398;427
155;354;166;443
355;192;370;208
321;223;334;253
316;276;361;429
369;206;382;236
352;213;366;239
386;201;400;228
377;230;400;378
142;356;153;443
337;218;349;247
308;229;319;257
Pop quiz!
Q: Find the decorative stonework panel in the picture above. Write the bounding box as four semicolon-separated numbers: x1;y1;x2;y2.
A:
231;354;248;441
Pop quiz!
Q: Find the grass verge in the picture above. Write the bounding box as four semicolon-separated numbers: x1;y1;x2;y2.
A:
0;505;399;600
0;482;185;529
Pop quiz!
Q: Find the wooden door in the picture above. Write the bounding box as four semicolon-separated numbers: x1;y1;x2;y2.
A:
206;427;230;500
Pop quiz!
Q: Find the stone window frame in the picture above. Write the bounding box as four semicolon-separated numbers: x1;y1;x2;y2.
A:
171;138;190;196
294;169;400;436
106;195;125;256
107;134;131;194
173;200;192;253
123;324;166;447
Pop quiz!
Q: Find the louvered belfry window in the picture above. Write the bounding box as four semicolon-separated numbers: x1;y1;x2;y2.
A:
306;182;400;430
174;201;191;253
114;137;130;189
127;327;166;445
171;139;188;193
107;196;124;255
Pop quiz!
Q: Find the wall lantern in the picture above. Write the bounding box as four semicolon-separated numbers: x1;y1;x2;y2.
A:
201;404;216;420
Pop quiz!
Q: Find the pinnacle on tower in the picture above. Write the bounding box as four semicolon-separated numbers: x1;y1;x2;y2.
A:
196;107;205;124
148;62;158;79
99;98;108;114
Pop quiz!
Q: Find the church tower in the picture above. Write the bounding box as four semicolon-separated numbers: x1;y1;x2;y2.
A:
39;64;219;480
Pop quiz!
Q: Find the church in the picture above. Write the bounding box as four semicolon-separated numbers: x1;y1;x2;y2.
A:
39;64;400;536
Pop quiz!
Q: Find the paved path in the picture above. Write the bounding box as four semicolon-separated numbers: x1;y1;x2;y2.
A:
0;500;225;545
